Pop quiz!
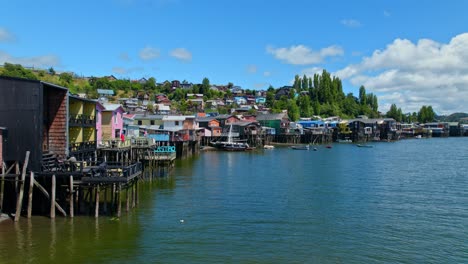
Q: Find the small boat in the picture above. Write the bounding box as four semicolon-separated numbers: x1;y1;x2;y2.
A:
325;145;332;149
356;144;373;148
263;145;275;149
415;135;422;139
313;147;318;151
291;145;309;150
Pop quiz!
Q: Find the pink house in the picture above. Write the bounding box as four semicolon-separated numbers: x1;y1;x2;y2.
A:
101;103;124;140
96;102;105;144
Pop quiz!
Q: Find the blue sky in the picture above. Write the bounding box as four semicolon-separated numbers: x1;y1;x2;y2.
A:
1;0;468;114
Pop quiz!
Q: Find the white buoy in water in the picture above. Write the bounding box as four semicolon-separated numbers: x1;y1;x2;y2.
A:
180;219;185;223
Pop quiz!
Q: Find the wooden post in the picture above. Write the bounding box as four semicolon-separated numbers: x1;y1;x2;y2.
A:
103;186;108;214
0;162;5;211
51;174;56;219
131;182;135;208
95;185;100;218
69;176;74;218
33;179;66;216
126;186;130;212
117;184;121;217
135;179;139;206
15;151;30;222
27;172;34;218
15;162;20;193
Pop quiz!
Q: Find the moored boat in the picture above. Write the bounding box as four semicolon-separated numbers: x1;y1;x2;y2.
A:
291;145;310;150
356;144;373;148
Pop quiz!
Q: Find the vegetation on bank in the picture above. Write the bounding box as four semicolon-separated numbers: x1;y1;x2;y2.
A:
0;63;455;123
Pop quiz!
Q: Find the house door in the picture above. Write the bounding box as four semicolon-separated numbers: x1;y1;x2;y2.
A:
115;129;120;138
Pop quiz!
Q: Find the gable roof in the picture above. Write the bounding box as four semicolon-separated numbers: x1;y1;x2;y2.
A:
256;113;289;121
102;103;124;112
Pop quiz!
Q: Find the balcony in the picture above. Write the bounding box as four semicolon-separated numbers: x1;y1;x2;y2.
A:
69;114;96;127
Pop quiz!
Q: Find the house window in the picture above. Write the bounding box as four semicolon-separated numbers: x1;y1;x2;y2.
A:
114;113;118;124
138;120;142;125
150;120;155;125
175;121;179;126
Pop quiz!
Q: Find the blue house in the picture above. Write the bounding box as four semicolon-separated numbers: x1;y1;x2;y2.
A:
256;97;266;104
297;120;325;128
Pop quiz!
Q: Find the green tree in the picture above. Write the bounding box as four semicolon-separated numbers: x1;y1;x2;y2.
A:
418;105;435;123
302;74;308;91
298;95;312;117
59;72;73;86
201;77;210;94
287;99;300;121
48;67;56;75
293;75;301;91
359;85;367;106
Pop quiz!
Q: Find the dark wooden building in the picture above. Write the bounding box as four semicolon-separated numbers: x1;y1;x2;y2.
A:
0;76;68;172
0;127;6;167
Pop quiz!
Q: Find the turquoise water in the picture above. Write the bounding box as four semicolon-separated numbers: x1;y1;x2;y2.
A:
1;138;467;263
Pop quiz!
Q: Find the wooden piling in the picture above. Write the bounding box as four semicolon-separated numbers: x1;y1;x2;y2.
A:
117;184;121;218
95;185;100;218
131;181;135;209
1;162;5;211
135;180;139;206
51;174;56;219
33;178;66;216
126;186;130;212
27;172;34;218
103;186;108;214
15;163;19;193
69;176;74;218
15;151;30;222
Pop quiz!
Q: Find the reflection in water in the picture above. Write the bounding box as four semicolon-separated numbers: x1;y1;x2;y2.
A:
0;213;142;263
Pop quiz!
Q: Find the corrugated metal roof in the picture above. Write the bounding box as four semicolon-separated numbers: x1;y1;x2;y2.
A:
102;103;123;111
256;113;288;121
97;89;114;95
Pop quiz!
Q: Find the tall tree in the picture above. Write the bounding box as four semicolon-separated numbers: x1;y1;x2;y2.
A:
302;74;308;91
359;85;367;106
293;75;301;90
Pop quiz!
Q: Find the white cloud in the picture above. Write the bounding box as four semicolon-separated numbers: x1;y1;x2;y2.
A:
139;46;160;61
267;44;343;65
254;83;268;89
119;52;131;61
247;64;257;74
0;27;16;42
301;67;323;77
0;51;60;68
341;19;362;28
112;66;144;75
335;33;468;114
263;71;271;77
170;48;192;61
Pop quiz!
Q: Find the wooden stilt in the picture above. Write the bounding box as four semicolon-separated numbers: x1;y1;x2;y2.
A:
15;151;30;222
32;179;66;216
103;186;108;214
126;185;130;212
135;180;139;206
27;172;34;218
15;162;20;193
95;185;99;218
117;184;121;217
0;162;6;211
50;174;56;219
69;176;74;218
131;182;135;208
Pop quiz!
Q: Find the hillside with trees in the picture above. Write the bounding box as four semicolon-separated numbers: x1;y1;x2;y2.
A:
2;63;457;123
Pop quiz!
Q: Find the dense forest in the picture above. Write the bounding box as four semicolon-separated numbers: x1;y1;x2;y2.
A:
0;63;453;123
